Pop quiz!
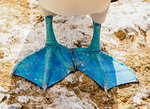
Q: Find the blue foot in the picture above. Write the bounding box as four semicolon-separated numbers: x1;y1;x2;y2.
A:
13;16;74;89
73;22;138;91
73;48;138;91
13;44;74;89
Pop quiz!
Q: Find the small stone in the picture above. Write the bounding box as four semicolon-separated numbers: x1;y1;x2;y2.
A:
0;86;8;93
5;94;10;100
29;96;43;102
8;103;22;109
11;88;21;94
102;97;109;102
0;102;9;109
17;96;29;103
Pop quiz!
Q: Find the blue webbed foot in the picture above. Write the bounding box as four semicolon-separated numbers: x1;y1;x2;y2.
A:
13;16;74;89
73;48;138;91
13;44;74;89
73;22;138;91
13;16;139;91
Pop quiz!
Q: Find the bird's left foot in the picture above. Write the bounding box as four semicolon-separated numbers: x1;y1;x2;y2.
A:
72;48;139;91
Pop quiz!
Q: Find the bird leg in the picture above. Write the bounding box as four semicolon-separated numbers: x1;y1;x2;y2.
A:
72;22;138;91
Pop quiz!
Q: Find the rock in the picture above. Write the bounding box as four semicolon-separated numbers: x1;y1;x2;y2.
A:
133;87;149;106
8;103;22;109
5;94;10;100
79;74;84;82
0;102;9;109
11;88;21;94
29;96;43;102
17;96;29;103
0;93;6;102
0;86;8;93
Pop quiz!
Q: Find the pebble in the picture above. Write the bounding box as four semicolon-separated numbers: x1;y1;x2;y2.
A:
9;103;22;109
11;88;21;94
0;86;8;93
0;102;9;109
17;96;29;103
29;96;43;102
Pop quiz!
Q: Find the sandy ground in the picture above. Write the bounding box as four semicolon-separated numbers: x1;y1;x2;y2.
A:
0;0;150;109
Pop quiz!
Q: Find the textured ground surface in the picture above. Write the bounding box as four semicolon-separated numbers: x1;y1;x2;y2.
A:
0;0;150;109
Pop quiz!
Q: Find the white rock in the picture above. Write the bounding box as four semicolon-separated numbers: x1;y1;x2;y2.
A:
79;74;84;82
64;73;76;83
11;88;21;94
48;86;99;109
17;96;29;103
5;94;10;100
0;102;9;109
103;1;150;34
133;87;148;105
102;97;109;102
29;96;43;102
0;86;8;93
9;103;22;109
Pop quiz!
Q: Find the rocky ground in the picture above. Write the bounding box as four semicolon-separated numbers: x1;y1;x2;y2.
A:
0;0;150;109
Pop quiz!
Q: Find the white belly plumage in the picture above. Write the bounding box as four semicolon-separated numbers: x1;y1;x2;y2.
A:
39;0;111;16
